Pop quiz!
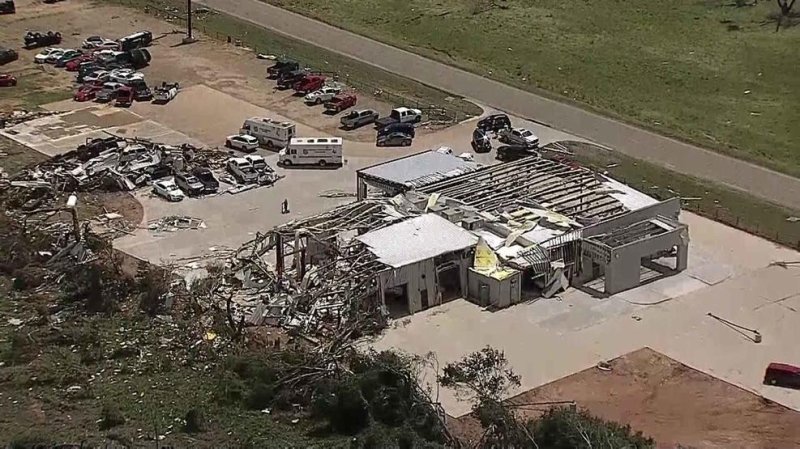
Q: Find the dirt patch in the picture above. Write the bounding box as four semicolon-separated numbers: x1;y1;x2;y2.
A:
450;348;800;449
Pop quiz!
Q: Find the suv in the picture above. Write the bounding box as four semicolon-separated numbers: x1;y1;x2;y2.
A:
340;109;378;129
0;48;18;65
477;113;511;133
498;127;539;148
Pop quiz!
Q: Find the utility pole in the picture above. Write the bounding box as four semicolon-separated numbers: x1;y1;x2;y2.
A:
183;0;197;44
187;0;192;40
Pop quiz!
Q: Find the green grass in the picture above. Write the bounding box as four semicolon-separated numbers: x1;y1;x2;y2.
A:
0;70;72;111
102;0;482;122
558;141;800;250
265;0;800;177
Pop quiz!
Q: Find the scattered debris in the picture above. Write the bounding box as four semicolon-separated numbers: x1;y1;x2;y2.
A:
318;189;355;198
148;215;206;233
707;312;761;343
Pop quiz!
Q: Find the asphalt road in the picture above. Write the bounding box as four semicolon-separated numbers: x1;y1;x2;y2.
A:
197;0;800;210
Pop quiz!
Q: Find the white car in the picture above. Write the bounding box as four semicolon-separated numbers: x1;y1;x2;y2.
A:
82;36;118;49
500;127;540;148
109;69;144;84
226;134;259;152
152;179;185;202
34;48;63;64
83;70;110;84
304;86;342;104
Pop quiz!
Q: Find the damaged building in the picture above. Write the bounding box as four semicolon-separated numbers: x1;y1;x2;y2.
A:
225;148;689;329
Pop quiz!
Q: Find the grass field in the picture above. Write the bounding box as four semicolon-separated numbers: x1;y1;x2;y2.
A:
266;0;800;177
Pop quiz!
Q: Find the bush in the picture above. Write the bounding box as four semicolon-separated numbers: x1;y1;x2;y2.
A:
184;408;205;433
99;404;126;430
533;407;655;449
329;381;371;435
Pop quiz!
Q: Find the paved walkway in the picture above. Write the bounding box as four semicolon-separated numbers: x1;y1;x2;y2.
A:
197;0;800;210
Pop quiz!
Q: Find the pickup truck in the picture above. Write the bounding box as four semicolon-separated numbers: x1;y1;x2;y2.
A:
267;58;299;78
153;82;179;103
293;75;326;95
304;85;341;104
375;107;422;128
324;93;357;113
276;69;308;89
340;109;378;129
226;157;259;184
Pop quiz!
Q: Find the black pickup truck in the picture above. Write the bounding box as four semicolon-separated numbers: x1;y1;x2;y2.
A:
267;58;299;78
276;68;308;89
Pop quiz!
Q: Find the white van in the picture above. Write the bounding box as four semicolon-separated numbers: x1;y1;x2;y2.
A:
279;137;343;167
240;117;296;150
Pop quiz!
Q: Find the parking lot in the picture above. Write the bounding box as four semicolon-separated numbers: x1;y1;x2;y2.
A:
4;0;800;428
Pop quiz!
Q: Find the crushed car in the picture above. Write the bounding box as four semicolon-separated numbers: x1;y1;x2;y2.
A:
24;31;62;49
0;74;17;87
153;82;179;103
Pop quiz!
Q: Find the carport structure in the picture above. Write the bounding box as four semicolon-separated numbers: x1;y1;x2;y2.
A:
418;156;689;298
419;156;630;221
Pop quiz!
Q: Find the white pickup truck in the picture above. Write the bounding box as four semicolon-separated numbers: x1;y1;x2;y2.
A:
375;107;422;128
304;85;341;104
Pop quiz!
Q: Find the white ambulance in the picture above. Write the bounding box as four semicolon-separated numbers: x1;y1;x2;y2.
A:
279;137;343;167
239;117;296;149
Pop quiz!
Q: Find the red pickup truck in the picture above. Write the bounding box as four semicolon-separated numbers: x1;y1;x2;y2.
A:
324;93;357;113
293;75;325;95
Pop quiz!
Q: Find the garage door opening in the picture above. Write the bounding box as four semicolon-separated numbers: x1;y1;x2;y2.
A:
384;284;409;318
437;264;462;303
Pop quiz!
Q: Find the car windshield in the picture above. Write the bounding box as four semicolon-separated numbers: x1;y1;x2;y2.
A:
521;130;533;137
186;176;200;184
195;172;212;181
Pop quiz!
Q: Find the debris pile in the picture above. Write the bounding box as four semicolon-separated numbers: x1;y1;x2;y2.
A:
147;215;206;233
195;199;416;340
0;110;61;129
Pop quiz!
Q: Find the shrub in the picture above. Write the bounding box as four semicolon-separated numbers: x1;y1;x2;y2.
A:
99;404;126;430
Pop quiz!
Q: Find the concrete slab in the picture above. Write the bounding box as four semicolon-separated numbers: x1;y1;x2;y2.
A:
373;213;800;417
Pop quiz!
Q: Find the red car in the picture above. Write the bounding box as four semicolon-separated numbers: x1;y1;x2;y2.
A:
65;53;95;72
324;93;357;113
0;74;17;87
73;82;102;101
293;75;325;95
764;363;800;390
